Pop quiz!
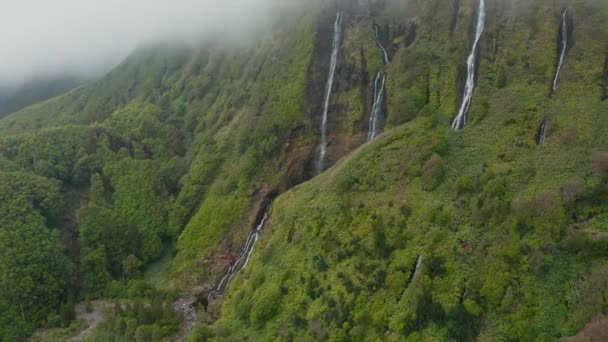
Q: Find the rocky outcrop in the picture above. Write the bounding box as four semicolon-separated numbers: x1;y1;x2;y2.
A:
405;22;417;47
172;297;198;337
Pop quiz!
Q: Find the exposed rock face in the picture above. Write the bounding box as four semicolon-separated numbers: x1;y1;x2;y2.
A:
172;296;198;339
307;7;378;173
405;22;417;47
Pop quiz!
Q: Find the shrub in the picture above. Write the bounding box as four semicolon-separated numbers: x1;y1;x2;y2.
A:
188;324;214;341
456;176;474;194
422;154;445;190
250;285;282;328
496;65;508;89
560;127;577;145
563;178;585;204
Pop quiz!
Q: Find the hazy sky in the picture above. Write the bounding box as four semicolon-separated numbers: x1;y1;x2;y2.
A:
0;0;298;87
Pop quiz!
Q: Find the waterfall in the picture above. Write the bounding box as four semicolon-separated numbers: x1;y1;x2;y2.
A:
375;25;390;65
317;12;343;174
407;255;423;285
452;0;486;131
368;73;387;141
367;24;390;141
552;9;568;94
412;255;423;280
537;119;548;145
209;211;269;300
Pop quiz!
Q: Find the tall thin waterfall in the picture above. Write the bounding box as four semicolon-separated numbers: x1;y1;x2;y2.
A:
368;73;387;141
317;12;343;174
208;211;269;300
552;9;568;94
375;25;390;65
407;255;423;285
537;119;548;145
368;24;390;141
452;0;486;131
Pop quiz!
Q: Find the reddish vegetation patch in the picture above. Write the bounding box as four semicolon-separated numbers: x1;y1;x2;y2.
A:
568;315;608;342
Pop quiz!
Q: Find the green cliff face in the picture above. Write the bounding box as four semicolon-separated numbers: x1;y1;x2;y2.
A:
1;0;608;340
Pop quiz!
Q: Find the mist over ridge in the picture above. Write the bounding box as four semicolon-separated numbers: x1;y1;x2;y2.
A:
0;0;301;89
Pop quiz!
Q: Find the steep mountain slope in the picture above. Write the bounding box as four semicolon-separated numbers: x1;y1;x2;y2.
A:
0;0;607;340
0;1;372;339
197;0;608;340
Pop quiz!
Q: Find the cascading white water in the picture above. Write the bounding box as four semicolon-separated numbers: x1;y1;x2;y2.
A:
317;12;343;174
552;9;568;94
368;72;387;141
452;0;486;131
367;24;390;141
538;119;548;145
412;255;423;280
375;25;390;65
209;211;269;300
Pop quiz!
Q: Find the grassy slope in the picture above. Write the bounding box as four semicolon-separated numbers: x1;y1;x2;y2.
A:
206;0;608;340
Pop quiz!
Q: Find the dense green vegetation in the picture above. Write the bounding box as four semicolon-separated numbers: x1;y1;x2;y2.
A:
0;172;72;340
0;2;322;339
200;0;608;340
85;297;181;341
1;0;608;340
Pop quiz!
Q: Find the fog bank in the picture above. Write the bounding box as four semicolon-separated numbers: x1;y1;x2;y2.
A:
0;0;300;88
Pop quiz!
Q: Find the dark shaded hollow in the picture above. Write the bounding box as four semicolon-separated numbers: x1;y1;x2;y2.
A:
536;119;548;145
405;22;417;47
450;0;460;35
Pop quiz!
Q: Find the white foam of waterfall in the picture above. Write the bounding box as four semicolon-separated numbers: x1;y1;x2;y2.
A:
317;12;343;174
412;255;423;280
552;9;568;94
367;24;390;141
209;211;269;300
375;25;389;65
451;0;486;130
368;72;386;141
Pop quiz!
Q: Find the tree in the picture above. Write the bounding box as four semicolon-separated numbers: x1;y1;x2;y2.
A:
0;172;72;339
122;255;143;281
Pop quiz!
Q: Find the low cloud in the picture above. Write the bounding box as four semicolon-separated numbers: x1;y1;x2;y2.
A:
0;0;299;87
